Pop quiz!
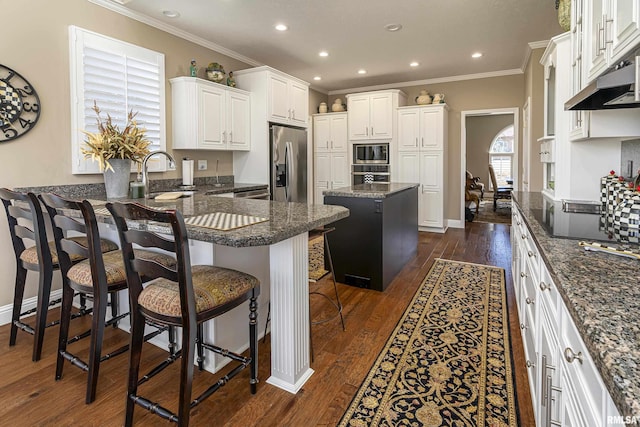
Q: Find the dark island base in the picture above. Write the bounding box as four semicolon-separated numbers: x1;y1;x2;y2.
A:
325;187;418;291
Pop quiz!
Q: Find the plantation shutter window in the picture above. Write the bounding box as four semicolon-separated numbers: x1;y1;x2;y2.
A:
69;26;166;174
488;125;514;189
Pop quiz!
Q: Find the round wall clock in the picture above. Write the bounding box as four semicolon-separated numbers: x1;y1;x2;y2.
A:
0;64;41;143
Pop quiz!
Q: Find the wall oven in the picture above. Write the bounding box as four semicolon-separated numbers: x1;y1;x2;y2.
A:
352;164;390;185
353;143;389;164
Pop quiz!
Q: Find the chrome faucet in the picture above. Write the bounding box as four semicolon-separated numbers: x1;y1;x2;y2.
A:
142;151;176;198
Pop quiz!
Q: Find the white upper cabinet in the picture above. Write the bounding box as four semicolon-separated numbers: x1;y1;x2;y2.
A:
170;77;250;151
234;66;309;128
268;73;309;127
584;0;640;83
346;90;406;140
313;113;348;152
397;105;445;152
313;112;349;204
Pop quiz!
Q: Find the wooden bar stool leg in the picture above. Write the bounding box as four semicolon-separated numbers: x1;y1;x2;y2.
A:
249;294;258;394
86;286;108;404
32;266;53;361
125;312;146;427
10;266;27;347
110;292;119;329
196;324;205;371
56;283;75;380
178;324;196;427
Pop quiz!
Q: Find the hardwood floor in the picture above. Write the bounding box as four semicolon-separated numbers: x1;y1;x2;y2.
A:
0;222;534;426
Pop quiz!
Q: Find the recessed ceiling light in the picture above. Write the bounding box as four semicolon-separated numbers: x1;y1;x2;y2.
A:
313;76;322;81
319;51;329;57
358;69;367;75
410;62;419;67
162;10;180;18
275;24;288;31
384;23;403;32
472;52;483;58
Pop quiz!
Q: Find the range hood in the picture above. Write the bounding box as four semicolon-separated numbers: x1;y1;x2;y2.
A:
565;57;640;110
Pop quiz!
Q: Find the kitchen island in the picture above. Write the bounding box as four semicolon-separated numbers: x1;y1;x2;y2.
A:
16;183;349;394
323;183;418;291
513;192;640;421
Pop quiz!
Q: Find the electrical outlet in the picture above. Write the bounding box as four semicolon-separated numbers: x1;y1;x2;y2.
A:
198;160;207;171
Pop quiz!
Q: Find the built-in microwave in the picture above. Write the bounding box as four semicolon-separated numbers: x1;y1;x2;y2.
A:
353;143;389;164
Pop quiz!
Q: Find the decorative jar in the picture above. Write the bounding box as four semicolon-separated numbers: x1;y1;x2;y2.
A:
416;90;432;105
319;102;328;113
332;99;345;112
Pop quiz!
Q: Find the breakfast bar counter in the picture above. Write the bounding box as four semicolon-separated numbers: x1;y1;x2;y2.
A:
513;191;640;419
16;183;349;394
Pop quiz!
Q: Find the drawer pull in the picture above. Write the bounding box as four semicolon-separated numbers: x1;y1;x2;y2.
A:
527;250;535;258
526;360;535;368
520;272;527;278
564;347;583;364
521;234;528;240
539;282;551;291
520;323;526;330
526;297;534;305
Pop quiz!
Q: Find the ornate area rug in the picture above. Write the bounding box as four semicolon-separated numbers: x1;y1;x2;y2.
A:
339;259;517;427
308;235;329;282
474;194;512;225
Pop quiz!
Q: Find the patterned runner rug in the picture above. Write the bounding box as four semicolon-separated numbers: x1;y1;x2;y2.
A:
308;235;329;281
339;258;517;427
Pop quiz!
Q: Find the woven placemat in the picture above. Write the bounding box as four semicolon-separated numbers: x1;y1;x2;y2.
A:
184;212;268;231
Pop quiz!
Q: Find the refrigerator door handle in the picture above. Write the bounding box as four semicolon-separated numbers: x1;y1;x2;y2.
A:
285;140;294;201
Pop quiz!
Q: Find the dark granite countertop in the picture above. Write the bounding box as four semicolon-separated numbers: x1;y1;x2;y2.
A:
513;191;640;418
14;182;347;248
323;182;419;199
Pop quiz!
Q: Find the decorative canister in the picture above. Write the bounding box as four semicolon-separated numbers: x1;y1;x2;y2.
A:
416;90;432;105
319;102;328;113
432;93;445;104
614;193;640;243
332;99;345;112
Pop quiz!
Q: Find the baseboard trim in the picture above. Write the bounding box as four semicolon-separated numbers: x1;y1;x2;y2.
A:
0;289;64;326
447;219;465;229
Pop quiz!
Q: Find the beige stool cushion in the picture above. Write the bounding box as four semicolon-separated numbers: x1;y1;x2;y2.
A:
67;249;176;287
139;265;259;317
19;237;118;267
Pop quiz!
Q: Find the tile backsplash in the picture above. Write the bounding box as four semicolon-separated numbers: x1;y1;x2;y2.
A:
621;139;640;180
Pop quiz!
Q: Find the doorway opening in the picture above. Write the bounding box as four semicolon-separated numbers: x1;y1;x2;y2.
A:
460;108;519;225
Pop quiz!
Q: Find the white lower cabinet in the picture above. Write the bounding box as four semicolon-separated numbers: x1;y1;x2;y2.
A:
512;203;622;426
313;152;349;204
396;150;445;231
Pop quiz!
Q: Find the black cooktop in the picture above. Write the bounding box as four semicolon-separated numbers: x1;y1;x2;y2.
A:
530;198;617;243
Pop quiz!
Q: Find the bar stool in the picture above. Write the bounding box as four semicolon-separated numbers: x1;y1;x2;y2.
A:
40;193;177;404
107;201;260;427
0;188;117;361
263;227;345;360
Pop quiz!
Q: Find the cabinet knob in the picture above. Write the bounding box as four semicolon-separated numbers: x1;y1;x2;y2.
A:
525;297;534;305
520;272;526;278
527;250;535;258
526;360;535;368
520;323;527;330
539;281;551;291
521;234;528;240
564;347;583;364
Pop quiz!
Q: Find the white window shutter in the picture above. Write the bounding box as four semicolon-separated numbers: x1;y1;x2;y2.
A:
70;26;166;174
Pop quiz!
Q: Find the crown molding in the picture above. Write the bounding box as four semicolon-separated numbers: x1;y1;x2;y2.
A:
87;0;262;67
328;69;523;96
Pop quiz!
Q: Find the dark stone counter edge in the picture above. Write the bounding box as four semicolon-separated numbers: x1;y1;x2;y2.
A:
323;183;420;199
512;192;637;418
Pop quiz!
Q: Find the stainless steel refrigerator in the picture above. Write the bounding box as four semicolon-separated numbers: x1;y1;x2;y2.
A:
270;124;308;203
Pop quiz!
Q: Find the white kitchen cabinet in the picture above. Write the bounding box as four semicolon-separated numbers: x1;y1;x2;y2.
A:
585;0;640;83
170;77;250;151
395;104;448;232
313;113;347;152
398;105;445;152
232;66;310;186
511;202;623;426
346;90;406;140
313;152;349;205
313;113;349;204
268;72;308;127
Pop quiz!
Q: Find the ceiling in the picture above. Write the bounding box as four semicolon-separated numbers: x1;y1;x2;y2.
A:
99;0;564;93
